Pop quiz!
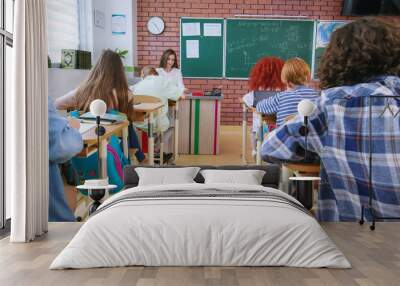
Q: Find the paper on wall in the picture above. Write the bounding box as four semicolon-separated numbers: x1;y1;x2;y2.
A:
186;40;199;58
203;23;221;37
112;14;127;35
182;22;201;36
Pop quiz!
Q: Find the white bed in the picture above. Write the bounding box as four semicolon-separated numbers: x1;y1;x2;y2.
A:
50;183;351;269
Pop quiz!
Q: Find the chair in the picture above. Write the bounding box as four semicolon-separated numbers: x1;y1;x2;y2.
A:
133;94;166;165
133;94;162;104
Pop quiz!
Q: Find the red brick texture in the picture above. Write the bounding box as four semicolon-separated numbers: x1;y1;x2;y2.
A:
136;0;354;125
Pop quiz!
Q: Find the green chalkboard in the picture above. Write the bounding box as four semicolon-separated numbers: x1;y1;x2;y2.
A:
225;19;315;79
313;47;325;79
180;18;224;78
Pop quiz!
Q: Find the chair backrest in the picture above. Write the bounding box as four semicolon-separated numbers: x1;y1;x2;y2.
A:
133;95;161;104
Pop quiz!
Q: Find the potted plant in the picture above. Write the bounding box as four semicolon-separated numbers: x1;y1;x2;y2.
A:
115;48;140;77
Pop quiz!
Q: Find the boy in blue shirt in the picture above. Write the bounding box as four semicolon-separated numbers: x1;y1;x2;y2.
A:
256;57;319;127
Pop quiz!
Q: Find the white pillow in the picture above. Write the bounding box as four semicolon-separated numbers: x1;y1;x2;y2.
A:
200;169;266;185
136;167;201;186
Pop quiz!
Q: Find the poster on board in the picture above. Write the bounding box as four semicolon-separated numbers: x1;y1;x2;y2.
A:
314;21;349;78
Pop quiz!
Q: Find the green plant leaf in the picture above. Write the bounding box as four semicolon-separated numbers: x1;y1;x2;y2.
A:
115;48;129;59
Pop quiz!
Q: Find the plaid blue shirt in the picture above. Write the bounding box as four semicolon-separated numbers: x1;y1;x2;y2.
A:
261;76;400;221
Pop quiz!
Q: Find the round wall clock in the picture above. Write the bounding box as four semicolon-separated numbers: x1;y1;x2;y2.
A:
147;16;165;35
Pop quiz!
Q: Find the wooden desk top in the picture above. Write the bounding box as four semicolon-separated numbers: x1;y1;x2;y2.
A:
183;95;224;101
81;120;129;146
134;102;164;113
284;163;320;174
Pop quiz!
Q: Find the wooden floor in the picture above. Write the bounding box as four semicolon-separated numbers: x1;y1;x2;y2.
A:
1;222;399;286
1;126;399;285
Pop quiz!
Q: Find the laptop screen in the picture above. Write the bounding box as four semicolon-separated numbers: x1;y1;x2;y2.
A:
253;91;278;107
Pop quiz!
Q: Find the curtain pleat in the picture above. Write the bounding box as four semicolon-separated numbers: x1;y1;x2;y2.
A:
9;0;48;242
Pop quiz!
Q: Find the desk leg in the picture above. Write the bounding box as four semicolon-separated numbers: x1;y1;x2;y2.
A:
281;165;293;194
242;104;247;165
88;188;106;215
174;101;179;162
122;126;129;161
157;109;163;164
100;139;108;178
148;112;154;166
294;180;313;210
256;113;262;165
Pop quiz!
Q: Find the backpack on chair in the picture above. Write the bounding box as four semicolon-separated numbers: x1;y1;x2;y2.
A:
69;135;129;195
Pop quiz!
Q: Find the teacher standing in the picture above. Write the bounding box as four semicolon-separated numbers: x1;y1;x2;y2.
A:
156;49;187;95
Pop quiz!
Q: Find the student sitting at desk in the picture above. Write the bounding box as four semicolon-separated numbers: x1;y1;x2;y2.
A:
49;98;83;222
261;18;400;221
242;56;285;158
131;66;181;161
256;57;319;127
54;49;145;162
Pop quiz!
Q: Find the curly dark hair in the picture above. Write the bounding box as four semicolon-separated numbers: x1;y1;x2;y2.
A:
318;17;400;89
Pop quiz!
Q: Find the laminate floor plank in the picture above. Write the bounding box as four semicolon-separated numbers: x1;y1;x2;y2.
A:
1;222;399;286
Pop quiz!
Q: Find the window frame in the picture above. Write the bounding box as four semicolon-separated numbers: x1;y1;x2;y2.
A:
1;0;13;233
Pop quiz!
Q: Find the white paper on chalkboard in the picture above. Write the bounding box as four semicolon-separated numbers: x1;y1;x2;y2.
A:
204;23;221;36
186;40;199;58
182;23;200;36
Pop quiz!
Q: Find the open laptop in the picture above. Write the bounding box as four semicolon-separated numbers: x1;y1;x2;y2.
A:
253;91;278;107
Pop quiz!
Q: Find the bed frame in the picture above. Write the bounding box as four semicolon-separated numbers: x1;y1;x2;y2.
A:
123;164;281;189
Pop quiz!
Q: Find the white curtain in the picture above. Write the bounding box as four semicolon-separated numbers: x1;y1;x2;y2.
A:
46;0;80;63
8;0;49;242
78;0;93;53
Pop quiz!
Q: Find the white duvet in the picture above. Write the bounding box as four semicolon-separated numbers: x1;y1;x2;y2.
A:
50;183;351;269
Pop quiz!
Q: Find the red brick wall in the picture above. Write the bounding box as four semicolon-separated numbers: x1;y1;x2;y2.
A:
137;0;350;125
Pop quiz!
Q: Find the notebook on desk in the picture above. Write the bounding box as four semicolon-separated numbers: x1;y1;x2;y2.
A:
79;112;125;125
79;123;96;134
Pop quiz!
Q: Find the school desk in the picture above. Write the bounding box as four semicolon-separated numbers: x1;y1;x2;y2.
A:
178;95;223;155
286;163;321;211
134;102;164;165
256;113;276;165
284;162;320;174
241;98;276;165
168;99;180;162
78;121;129;178
79;120;130;178
74;120;129;221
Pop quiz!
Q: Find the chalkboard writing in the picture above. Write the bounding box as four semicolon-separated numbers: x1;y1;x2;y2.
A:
225;19;315;78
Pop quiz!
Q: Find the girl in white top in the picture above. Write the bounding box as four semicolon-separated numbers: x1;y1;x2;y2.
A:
156;49;186;95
